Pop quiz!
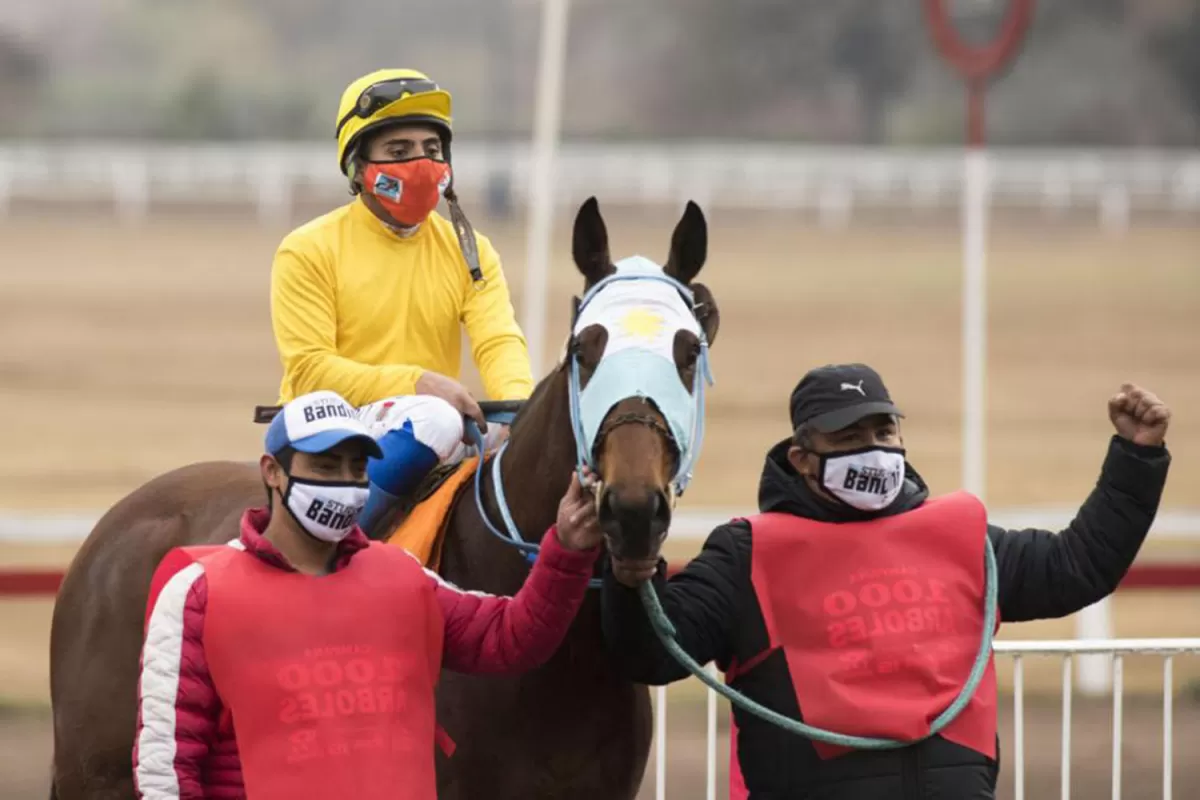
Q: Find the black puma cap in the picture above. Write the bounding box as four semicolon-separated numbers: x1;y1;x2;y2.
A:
789;363;904;434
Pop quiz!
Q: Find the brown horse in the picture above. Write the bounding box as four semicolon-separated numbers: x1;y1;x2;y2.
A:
48;197;720;800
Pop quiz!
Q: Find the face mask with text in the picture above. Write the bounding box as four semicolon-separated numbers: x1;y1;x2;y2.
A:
818;446;906;512
281;477;369;543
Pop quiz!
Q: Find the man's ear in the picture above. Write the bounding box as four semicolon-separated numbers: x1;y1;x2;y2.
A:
787;445;814;478
260;454;284;491
346;146;365;195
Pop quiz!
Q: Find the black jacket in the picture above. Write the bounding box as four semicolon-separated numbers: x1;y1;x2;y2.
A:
601;435;1170;800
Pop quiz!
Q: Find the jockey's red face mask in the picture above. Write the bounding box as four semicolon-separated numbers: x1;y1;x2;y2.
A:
362;157;452;228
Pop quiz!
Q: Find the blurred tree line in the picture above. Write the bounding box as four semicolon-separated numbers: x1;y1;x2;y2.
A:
0;0;1196;145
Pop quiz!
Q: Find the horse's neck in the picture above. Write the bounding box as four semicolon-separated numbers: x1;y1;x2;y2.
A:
496;367;576;538
486;367;617;670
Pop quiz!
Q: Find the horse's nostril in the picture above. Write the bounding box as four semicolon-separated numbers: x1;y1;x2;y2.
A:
653;491;671;525
599;488;662;522
599;490;618;520
598;486;673;559
646;491;660;519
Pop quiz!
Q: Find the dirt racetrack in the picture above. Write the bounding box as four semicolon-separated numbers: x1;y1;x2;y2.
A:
2;205;1198;512
2;204;1198;796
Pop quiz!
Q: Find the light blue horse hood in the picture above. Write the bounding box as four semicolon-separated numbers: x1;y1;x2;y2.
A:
569;255;712;491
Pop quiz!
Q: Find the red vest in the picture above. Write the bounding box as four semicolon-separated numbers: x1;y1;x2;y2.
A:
196;542;444;800
741;492;997;763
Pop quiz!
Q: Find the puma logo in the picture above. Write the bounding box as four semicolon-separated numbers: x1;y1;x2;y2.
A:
841;380;866;396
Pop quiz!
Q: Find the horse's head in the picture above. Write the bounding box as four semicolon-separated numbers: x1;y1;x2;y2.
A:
567;197;721;561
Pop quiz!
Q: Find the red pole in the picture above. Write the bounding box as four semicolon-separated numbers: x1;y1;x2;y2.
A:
922;0;1036;145
967;82;986;148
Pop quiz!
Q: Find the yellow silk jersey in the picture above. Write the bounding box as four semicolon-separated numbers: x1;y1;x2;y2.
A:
270;198;534;406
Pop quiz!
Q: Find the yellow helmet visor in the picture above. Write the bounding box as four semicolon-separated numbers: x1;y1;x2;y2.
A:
336;77;447;137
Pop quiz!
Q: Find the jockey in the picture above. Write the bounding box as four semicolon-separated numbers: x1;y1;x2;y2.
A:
133;390;601;800
269;68;535;535
601;364;1172;799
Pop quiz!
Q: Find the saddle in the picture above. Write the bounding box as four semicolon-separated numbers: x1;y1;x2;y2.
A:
253;401;518;571
380;458;479;571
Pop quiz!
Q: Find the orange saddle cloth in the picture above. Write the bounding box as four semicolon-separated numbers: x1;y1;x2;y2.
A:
384;457;479;572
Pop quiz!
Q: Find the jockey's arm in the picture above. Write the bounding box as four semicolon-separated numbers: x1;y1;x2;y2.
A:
989;435;1170;623
460;234;535;402
271;245;425;407
600;523;745;685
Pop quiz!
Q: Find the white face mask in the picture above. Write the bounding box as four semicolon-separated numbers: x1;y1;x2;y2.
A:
281;478;369;543
818;446;906;512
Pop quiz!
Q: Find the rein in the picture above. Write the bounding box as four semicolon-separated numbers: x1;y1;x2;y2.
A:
464;418;600;591
638;535;1000;748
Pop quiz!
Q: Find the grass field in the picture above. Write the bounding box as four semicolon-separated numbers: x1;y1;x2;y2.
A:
1;207;1198;795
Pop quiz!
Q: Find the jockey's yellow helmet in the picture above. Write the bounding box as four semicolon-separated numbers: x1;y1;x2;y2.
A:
335;68;453;175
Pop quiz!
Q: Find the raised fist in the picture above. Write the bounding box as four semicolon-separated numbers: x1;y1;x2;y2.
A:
1108;383;1170;447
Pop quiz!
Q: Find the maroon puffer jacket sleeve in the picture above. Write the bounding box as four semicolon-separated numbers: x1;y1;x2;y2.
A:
431;527;598;674
133;549;221;799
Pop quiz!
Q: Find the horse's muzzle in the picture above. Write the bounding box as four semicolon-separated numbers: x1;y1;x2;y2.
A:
597;484;671;560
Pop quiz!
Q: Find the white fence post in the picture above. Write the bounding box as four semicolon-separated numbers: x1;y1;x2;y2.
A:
1076;597;1115;695
1099;186;1131;234
113;155;150;224
818;183;853;229
0;155;11;217
254;157;293;226
961;149;989;501
654;684;667;800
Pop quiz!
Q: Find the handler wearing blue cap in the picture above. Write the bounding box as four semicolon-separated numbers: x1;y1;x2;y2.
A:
133;389;604;800
259;388;385;557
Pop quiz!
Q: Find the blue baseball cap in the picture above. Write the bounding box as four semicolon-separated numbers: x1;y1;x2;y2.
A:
265;390;383;459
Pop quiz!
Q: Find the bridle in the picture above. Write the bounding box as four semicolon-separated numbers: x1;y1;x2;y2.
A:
592;409;678;461
566;266;713;498
469;261;714;583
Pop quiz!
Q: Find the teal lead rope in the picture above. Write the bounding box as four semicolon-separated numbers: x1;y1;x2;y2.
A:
637;535;999;749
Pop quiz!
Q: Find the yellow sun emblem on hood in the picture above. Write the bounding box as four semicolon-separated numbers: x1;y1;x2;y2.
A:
619;308;666;340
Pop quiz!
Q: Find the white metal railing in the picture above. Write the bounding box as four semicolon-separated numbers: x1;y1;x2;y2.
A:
1;141;1198;227
650;639;1200;800
998;638;1200;800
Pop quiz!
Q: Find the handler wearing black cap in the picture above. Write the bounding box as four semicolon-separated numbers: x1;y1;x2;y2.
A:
601;363;1171;800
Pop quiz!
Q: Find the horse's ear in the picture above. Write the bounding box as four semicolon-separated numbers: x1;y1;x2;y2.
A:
572;196;612;286
664;201;707;285
691;282;720;347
